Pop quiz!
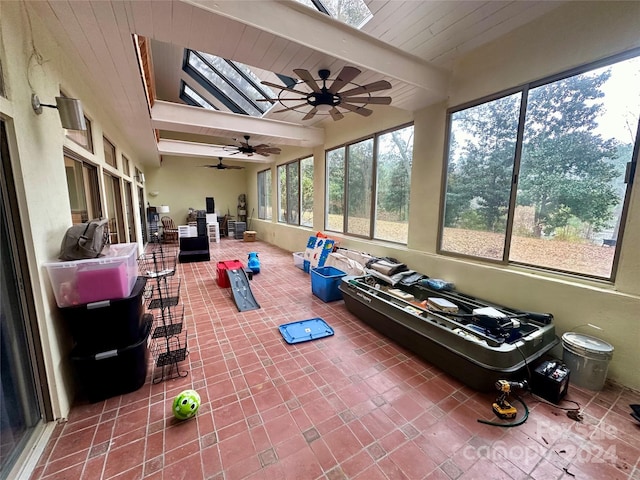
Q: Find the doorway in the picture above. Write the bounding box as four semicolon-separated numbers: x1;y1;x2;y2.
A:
0;120;50;478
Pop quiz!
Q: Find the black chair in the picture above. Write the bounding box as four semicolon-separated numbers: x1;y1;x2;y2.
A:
178;236;210;263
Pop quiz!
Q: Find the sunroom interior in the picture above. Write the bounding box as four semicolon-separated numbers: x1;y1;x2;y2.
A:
1;1;639;479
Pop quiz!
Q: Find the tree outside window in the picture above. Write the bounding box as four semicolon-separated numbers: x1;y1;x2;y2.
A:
326;123;414;244
277;157;313;226
257;169;272;220
441;53;640;279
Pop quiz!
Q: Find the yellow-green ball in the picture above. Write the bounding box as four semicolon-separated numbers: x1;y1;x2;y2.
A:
172;389;201;420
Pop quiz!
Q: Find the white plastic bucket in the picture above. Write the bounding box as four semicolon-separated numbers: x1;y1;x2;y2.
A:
562;332;613;391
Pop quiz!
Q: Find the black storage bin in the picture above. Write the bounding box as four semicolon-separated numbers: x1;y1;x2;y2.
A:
71;317;151;402
60;276;147;351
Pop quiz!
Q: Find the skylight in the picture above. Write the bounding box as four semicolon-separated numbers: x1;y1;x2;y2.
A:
180;82;217;110
183;50;276;117
295;0;373;29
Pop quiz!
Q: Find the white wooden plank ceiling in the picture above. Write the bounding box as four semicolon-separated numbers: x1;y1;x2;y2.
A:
26;0;565;166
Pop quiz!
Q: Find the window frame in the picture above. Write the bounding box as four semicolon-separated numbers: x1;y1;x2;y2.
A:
257;168;272;221
63;149;102;224
437;49;640;281
121;155;130;177
324;122;414;244
277;156;314;227
65;114;93;153
103;136;117;169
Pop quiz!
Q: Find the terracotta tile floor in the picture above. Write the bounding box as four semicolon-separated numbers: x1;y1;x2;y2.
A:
30;239;640;480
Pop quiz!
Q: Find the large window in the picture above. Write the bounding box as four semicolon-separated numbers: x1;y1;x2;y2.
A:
326;124;413;243
441;51;640;280
257;169;272;220
277;156;314;226
375;125;413;243
326;148;345;231
300;157;314;227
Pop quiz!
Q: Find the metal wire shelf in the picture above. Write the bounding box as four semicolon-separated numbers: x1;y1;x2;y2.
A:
152;328;188;368
147;277;181;309
137;250;176;278
151;304;184;339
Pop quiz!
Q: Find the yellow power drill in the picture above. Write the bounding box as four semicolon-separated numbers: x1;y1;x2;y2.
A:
493;380;528;419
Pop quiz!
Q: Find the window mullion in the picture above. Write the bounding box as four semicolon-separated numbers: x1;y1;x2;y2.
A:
297;161;302;226
503;87;530;263
343;146;349;233
370;134;378;239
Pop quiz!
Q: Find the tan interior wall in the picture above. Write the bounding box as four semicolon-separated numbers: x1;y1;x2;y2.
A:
147;155;248;226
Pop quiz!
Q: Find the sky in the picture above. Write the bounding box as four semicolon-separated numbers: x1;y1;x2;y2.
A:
596;56;640;144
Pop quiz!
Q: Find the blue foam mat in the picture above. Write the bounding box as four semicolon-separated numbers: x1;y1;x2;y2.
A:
278;318;334;344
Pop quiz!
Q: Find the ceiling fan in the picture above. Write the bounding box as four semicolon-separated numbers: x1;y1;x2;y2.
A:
223;135;281;157
259;66;392;121
202;157;244;170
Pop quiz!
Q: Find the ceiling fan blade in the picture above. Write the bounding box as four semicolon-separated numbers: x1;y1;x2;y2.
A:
293;69;321;93
257;97;307;102
341;96;392;105
302;107;318;120
227;165;245;169
339;103;373;117
272;102;309;114
329;107;344;121
257;147;282;154
339;80;392;97
261;81;309;96
328;66;361;93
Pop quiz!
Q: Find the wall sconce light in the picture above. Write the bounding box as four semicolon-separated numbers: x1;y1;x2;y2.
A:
148;191;159;197
157;205;170;214
31;94;87;131
135;173;145;183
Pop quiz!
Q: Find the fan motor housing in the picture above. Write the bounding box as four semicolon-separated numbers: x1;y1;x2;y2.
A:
308;91;340;108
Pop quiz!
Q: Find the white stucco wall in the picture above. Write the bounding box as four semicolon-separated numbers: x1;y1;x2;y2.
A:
0;3;148;419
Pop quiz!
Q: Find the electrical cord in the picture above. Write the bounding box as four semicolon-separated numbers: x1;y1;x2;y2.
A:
514;343;532;381
527;391;583;421
512;345;583;417
477;394;529;427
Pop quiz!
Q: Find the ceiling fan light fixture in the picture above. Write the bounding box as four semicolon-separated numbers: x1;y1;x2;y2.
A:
315;103;333;112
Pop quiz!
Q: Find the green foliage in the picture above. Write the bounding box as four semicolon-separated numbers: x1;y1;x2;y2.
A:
445;65;630;245
445;92;520;233
458;209;490;231
327;149;345;216
376;127;413;221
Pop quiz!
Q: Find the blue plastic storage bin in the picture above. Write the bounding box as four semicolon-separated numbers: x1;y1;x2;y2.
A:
311;266;346;302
